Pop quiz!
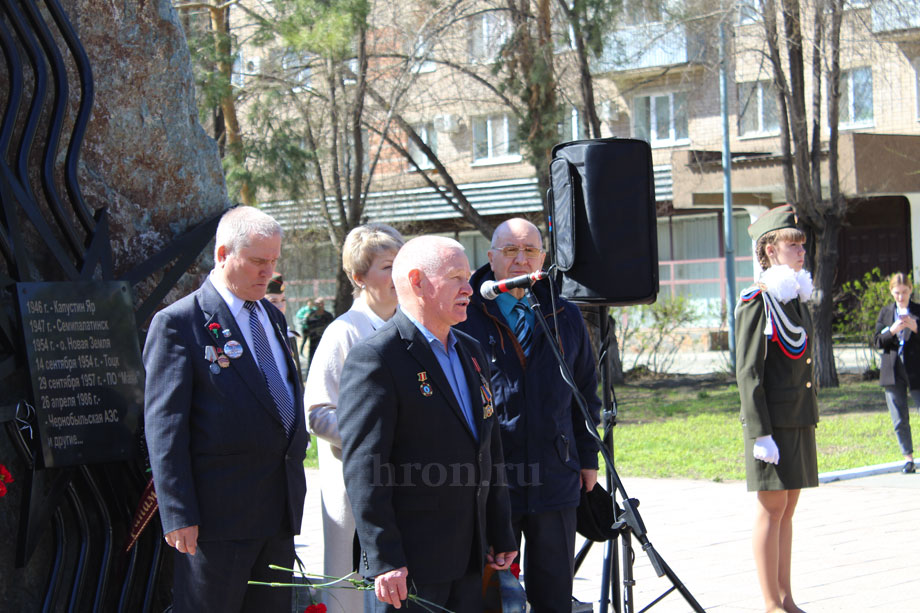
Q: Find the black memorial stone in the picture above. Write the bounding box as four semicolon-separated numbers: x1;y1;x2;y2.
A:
16;282;144;467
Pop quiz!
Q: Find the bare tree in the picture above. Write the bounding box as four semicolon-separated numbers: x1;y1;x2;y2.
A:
761;0;845;386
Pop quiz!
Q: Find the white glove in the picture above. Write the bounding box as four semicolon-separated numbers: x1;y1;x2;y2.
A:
752;435;780;465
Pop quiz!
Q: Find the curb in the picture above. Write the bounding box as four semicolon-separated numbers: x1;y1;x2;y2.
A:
818;461;906;483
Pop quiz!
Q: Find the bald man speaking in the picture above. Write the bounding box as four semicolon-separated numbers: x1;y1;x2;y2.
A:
338;235;516;611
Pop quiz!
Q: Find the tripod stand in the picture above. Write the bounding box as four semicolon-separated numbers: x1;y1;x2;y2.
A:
525;295;704;613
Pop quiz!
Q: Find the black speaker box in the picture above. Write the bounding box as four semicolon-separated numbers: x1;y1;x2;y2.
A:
548;138;659;306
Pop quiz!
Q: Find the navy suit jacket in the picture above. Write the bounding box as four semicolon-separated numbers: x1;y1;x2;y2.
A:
338;310;516;584
143;278;308;541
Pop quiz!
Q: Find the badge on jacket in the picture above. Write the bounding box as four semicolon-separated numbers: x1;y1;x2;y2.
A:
418;371;433;397
471;357;493;418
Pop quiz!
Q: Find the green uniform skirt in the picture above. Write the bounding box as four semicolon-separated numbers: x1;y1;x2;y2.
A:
744;426;818;492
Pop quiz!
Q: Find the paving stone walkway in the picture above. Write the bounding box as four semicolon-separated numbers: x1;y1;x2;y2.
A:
296;467;920;612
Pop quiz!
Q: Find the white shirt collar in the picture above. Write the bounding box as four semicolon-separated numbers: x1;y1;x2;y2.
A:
352;294;387;330
209;270;253;318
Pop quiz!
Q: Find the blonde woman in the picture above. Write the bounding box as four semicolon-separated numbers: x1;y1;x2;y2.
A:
735;205;818;613
873;272;920;474
304;223;403;612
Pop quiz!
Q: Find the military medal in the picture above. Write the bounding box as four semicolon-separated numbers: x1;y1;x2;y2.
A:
418;371;433;397
205;345;220;374
223;340;243;359
480;384;493;418
471;357;493;418
217;354;231;368
222;329;232;337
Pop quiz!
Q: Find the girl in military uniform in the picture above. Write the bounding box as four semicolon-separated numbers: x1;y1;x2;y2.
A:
735;205;818;613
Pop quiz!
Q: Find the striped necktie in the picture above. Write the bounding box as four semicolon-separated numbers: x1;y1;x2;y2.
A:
512;302;533;357
244;301;295;435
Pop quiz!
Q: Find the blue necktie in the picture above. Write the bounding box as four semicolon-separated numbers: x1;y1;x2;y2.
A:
244;301;295;435
513;302;533;357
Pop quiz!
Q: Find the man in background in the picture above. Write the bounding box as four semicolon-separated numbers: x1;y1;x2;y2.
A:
457;218;600;613
265;271;302;375
305;298;333;367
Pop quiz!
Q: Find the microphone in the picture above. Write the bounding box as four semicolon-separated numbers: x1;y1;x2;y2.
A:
480;271;547;300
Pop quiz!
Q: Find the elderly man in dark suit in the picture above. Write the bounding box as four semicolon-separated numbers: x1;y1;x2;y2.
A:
143;206;308;611
338;235;517;612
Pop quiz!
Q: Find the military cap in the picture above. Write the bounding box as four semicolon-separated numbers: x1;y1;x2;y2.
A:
266;271;285;295
747;204;797;241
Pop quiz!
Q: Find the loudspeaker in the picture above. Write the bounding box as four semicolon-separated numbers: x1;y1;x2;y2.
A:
548;138;659;306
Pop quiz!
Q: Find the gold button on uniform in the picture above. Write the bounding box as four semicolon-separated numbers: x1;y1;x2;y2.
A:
806;358;812;365
806;382;812;388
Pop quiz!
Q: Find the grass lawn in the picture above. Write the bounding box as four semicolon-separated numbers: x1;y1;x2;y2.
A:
304;373;918;482
606;373;916;482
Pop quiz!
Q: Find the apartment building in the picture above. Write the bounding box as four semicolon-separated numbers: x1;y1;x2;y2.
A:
246;1;920;319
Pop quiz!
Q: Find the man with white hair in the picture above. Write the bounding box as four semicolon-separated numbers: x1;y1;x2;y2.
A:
144;206;308;611
338;235;517;611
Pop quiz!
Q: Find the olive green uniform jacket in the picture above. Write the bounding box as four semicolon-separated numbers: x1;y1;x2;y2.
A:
735;287;819;438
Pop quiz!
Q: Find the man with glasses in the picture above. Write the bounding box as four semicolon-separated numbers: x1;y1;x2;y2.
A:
457;218;600;612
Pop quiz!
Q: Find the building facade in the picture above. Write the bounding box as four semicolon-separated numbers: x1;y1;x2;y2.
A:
232;1;920;327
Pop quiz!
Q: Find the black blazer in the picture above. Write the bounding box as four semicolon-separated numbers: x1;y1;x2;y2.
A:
874;301;920;389
338;310;516;584
143;278;308;540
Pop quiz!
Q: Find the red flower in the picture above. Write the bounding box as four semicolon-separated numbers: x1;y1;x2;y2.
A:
208;323;220;330
509;562;521;580
305;604;327;613
0;463;13;483
0;481;7;497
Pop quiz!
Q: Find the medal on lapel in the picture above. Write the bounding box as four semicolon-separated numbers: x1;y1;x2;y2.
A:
418;371;433;397
223;340;244;359
471;357;493;418
217;354;230;368
204;345;221;374
222;328;232;338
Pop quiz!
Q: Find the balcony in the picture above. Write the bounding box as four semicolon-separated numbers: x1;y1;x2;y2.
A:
591;22;709;74
871;0;920;40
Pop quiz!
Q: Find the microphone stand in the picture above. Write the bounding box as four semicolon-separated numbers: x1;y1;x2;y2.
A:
522;291;704;613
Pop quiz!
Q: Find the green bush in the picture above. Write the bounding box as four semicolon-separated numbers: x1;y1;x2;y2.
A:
834;268;895;354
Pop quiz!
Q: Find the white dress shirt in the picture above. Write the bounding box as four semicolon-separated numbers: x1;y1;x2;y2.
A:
210;272;294;404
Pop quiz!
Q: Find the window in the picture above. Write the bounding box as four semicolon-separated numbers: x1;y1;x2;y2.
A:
408;123;437;170
231;53;245;88
634;92;688;146
343;58;360;85
469;12;509;63
838;66;873;128
738;80;779;137
559;107;589;141
231;53;260;88
914;58;920;121
472;114;520;163
281;51;311;92
737;0;761;24
410;36;436;74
